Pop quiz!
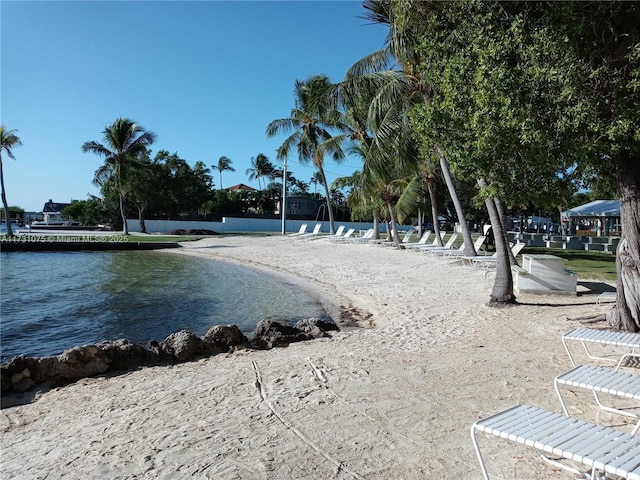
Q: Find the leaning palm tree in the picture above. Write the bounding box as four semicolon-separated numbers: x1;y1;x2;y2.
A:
213;155;235;189
0;126;22;236
82;118;156;235
347;0;476;255
266;75;346;234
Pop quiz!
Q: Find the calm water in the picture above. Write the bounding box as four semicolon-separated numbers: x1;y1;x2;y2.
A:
0;250;329;362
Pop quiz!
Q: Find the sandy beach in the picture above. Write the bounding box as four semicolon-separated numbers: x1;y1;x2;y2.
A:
0;235;626;479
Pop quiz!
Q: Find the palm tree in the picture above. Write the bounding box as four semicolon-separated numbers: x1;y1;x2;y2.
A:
310;171;325;194
82;118;156;234
245;153;275;190
0;126;22;236
213;155;235;189
349;0;476;254
266;75;346;234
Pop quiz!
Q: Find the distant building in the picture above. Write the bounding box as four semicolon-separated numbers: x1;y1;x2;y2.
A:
282;196;323;219
227;183;257;192
42;199;72;213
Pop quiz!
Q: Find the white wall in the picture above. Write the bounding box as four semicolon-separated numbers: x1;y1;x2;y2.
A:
126;218;412;234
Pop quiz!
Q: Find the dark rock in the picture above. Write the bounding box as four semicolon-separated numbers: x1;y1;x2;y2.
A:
251;319;310;350
96;339;163;369
147;340;176;365
201;325;249;355
294;318;340;339
1;316;338;397
161;330;202;362
37;345;111;382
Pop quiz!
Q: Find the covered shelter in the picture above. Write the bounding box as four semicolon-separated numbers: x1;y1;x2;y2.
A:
561;200;620;236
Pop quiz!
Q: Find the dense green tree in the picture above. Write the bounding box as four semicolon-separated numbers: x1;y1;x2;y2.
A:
267;75;347;234
401;1;578;305
539;1;640;331
123;151;165;233
82;118;156;234
154;151;213;217
61;196;114;227
0;126;22;236
404;1;639;324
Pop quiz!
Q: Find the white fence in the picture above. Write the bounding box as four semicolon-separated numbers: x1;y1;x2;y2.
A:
126;217;412;234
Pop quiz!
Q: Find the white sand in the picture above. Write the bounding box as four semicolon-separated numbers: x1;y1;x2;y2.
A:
0;235;626;479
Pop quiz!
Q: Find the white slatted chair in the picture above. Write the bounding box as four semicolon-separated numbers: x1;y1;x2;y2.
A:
294;223;322;240
407;231;444;251
471;404;640;480
597;291;617;306
420;233;458;253
562;327;640;367
309;225;344;241
463;242;526;269
287;223;308;236
380;229;414;247
436;235;487;258
328;228;355;242
402;230;432;249
418;233;458;253
347;228;375;244
554;361;640;435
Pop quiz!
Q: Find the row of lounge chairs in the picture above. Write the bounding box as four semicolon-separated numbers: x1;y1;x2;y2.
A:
288;225;528;270
472;327;640;479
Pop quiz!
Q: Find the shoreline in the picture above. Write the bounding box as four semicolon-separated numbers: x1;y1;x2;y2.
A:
0;235;624;479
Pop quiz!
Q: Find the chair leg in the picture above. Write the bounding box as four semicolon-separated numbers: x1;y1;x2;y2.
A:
470;427;491;480
554;379;570;416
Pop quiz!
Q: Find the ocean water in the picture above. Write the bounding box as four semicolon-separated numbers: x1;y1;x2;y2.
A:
0;250;329;362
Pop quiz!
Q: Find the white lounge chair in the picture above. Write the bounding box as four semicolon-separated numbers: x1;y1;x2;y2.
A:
287;224;308;236
463;242;526;269
562;327;640;367
380;229;414;247
554;360;640;435
328;228;356;242
295;223;322;240
436;235;487;258
348;228;375;244
409;231;445;252
472;404;640;480
419;233;458;253
402;230;432;249
597;291;617;306
311;225;344;241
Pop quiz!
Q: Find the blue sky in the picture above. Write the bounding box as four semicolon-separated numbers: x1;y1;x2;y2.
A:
1;0;388;212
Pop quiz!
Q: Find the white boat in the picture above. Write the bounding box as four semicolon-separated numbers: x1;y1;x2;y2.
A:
29;211;81;229
30;211;79;227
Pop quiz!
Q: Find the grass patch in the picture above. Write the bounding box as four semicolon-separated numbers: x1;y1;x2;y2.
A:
520;247;617;282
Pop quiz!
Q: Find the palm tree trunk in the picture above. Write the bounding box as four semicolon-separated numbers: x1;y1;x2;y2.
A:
478;178;516;307
387;202;401;245
495;198;518;266
373;216;380;240
0;155;13;236
318;166;336;234
427;181;443;247
436;147;475;255
119;192;129;235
